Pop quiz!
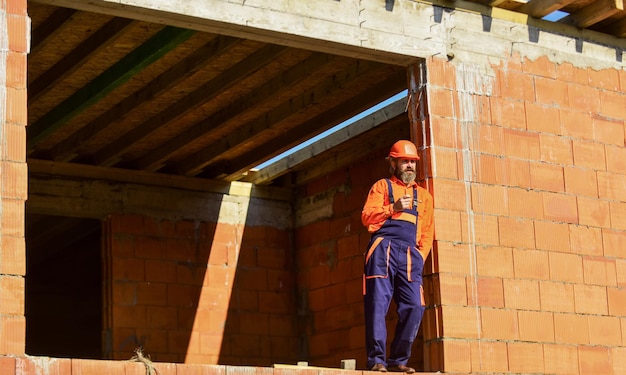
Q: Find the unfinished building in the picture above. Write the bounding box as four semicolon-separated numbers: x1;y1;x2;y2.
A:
1;0;625;374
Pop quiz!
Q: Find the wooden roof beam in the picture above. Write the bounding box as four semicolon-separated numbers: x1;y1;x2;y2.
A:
561;0;624;28
518;0;577;18
28;26;195;147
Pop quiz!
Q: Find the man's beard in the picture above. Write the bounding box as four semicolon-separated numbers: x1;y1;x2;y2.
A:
395;169;416;184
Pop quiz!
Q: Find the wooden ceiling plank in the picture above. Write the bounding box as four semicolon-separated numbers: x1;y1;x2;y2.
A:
134;52;338;172
244;96;408;185
607;17;626;36
519;0;577;18
48;35;243;162
561;0;624;28
175;60;385;177
218;70;408;181
90;43;290;167
30;7;77;55
27;26;196;147
29;17;135;104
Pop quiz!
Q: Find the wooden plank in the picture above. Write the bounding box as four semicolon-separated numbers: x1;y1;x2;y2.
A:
176;60;387;177
30;7;77;55
561;0;624;28
91;43;289;167
518;0;577;19
27;26;196;147
27;159;291;201
133;52;338;172
49;35;243;162
244;97;408;185
29;17;135;103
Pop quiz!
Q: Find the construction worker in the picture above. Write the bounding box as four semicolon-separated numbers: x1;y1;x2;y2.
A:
361;140;435;373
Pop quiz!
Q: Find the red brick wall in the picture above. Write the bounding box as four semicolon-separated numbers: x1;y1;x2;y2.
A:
426;55;626;374
0;0;28;356
104;214;297;365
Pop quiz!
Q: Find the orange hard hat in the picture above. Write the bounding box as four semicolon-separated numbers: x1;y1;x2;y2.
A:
388;140;420;160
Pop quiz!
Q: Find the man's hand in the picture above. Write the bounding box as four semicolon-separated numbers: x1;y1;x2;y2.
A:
393;195;412;212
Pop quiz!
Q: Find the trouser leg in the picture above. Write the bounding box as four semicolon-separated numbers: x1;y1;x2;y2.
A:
364;277;393;369
388;278;424;366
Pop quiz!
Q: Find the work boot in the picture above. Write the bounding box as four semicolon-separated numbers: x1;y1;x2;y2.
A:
387;365;415;374
369;364;387;372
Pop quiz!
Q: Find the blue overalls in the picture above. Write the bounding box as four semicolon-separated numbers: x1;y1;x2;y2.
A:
363;179;425;369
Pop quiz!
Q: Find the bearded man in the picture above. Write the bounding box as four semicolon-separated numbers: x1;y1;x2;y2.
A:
361;140;435;373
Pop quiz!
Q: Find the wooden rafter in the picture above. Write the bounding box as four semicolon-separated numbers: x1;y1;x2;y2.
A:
28;26;196;147
49;35;242;162
561;0;624;28
30;7;77;55
133;52;338;172
90;43;289;167
518;0;577;19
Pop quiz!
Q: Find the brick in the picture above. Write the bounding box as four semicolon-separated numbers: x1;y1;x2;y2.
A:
563;167;598;197
145;260;177;283
608;287;626;316
442;340;471;373
598;171;626;201
549;252;584;284
112;257;145;281
6;87;27;126
530;162;564;192
540;280;575;313
588;315;622;346
513;248;549;280
535;76;569;108
504;128;540;160
461;212;499;246
588;67;620;91
504;278;540;310
518;310;554;342
603;229;626;259
0;315;25;354
535;221;570;252
543;343;579;375
0;356;15;375
526;102;560;134
0;199;24;237
578;346;612;375
542;192;578;224
137;282;168;306
467;276;504;308
572;140;606;170
507;341;544;374
491;97;526;130
498;216;534;249
556;61;588;85
614;347;626;375
568;83;601;113
606;144;626;174
469;340;508;373
476;123;505;155
599;90;626;120
554;313;589;345
470;184;508;215
539;134;573;165
6;52;26;89
481;308;519;341
577;197;610;228
431;117;462;148
569;225;603;256
432;178;467;211
441;305;480;339
0;235;26;276
561;109;593;141
427;56;457;90
476;154;502;185
434;274;467;305
499;158;531;189
476;245;514;278
435;209;462;242
1;161;27;200
573;284;607;315
592;115;625;146
428;87;456;118
498;68;535;101
524;55;556;78
583;256;617;286
610;201;626;231
432;147;459;179
618;259;626;288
